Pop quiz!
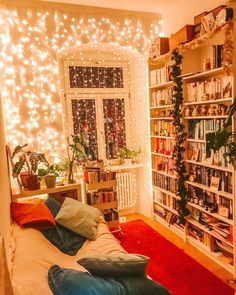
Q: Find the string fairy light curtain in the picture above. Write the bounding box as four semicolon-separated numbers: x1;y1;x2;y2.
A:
0;1;161;153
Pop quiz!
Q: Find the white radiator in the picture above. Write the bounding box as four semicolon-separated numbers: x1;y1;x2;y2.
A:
116;171;134;211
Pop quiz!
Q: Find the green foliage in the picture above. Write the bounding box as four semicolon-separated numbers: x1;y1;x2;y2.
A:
171;49;190;225
11;144;49;177
38;164;60;178
117;147;141;159
206;97;236;165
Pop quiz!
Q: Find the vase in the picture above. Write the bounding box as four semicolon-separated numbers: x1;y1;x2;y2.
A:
68;161;75;184
44;175;56;188
25;175;40;190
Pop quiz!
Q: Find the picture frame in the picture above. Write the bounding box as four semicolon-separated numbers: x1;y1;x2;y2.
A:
210;176;220;191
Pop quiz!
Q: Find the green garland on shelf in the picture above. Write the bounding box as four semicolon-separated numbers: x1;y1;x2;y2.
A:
171;49;190;225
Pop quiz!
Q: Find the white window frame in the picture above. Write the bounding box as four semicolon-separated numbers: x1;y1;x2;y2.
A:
64;60;129;94
65;93;130;161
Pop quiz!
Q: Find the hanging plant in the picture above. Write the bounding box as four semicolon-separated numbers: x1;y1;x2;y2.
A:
171;49;190;225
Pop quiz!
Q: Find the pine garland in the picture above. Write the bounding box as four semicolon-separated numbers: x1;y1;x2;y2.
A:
171;49;190;225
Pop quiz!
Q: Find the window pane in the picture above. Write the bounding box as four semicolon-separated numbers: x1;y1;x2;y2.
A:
69;66;124;89
71;99;98;160
103;98;126;159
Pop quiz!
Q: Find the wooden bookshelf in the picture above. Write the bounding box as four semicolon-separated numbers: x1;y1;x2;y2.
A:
149;11;236;277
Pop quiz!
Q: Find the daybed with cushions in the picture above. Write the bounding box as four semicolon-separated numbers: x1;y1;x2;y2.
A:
10;197;170;295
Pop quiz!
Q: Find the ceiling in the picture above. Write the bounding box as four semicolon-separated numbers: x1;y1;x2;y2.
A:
40;0;176;14
40;0;226;36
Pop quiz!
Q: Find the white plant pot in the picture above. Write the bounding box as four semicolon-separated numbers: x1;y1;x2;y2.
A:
124;158;132;165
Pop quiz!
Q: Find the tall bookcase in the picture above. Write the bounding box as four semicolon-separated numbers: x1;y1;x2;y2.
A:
149;13;236;276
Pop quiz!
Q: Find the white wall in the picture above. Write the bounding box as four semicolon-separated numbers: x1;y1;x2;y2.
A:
161;0;228;36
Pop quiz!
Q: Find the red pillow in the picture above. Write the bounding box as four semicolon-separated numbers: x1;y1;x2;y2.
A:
11;202;56;230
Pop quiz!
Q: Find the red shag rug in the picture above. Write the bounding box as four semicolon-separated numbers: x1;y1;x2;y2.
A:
118;219;234;295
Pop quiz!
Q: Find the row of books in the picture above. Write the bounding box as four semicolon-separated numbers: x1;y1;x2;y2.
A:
103;209;119;222
150;88;173;107
189;163;233;193
154;204;182;228
149;65;172;86
188;119;225;140
153;190;172;208
152;121;175;137
152;172;177;194
153;157;176;175
186;76;232;102
83;169;116;184
152;138;175;156
187;142;230;169
87;189;117;205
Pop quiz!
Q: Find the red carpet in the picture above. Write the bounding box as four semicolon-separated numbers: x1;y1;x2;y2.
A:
119;220;234;295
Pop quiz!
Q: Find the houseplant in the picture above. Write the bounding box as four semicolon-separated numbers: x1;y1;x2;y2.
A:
12;144;49;190
66;134;89;183
117;147;141;164
38;164;60;188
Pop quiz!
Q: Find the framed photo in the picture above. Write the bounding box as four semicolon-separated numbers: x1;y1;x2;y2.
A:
210;176;220;191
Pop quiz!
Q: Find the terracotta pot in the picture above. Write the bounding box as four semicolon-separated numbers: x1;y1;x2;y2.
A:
25;175;40;190
20;172;30;188
44;175;56;188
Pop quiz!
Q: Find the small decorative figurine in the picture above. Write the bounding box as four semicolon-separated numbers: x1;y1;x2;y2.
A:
201;104;207;116
192;106;197;117
185;107;190;117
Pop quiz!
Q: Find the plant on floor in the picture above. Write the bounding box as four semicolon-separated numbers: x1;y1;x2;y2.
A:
171;49;190;224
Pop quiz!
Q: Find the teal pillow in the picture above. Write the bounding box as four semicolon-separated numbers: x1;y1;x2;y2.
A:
78;253;149;277
48;265;171;295
55;198;100;240
48;265;127;295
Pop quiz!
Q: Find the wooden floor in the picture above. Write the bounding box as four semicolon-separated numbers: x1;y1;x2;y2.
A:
125;213;236;291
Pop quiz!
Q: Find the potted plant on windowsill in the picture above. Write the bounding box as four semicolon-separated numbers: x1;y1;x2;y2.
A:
117;147;141;165
38;164;60;188
12;144;49;190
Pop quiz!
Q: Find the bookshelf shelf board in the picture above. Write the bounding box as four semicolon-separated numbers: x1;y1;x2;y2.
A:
185;160;233;173
184;116;228;120
182;67;225;80
152;169;177;179
149;81;174;89
186;180;233;199
183;98;233;106
187;202;233;225
154;214;184;238
151;135;175;140
153;200;179;215
187;218;233;248
152;186;179;199
85;179;117;191
92;200;118;211
150;104;174;110
151;152;173;159
187;235;234;273
150;117;173;121
187;138;205;143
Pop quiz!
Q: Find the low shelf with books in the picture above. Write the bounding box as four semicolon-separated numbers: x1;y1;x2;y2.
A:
83;165;120;232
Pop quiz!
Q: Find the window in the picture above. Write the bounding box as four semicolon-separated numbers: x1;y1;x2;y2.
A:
65;61;129;161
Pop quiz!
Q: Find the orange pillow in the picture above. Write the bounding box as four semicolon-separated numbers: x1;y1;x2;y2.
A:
11;202;56;230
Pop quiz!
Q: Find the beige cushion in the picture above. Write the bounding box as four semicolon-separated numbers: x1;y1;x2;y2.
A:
55;198;100;240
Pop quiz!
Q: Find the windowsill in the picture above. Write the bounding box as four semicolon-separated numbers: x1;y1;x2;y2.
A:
108;163;143;171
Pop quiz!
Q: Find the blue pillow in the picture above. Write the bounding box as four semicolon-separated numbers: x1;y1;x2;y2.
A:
48;265;171;295
42;198;86;256
48;265;127;295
